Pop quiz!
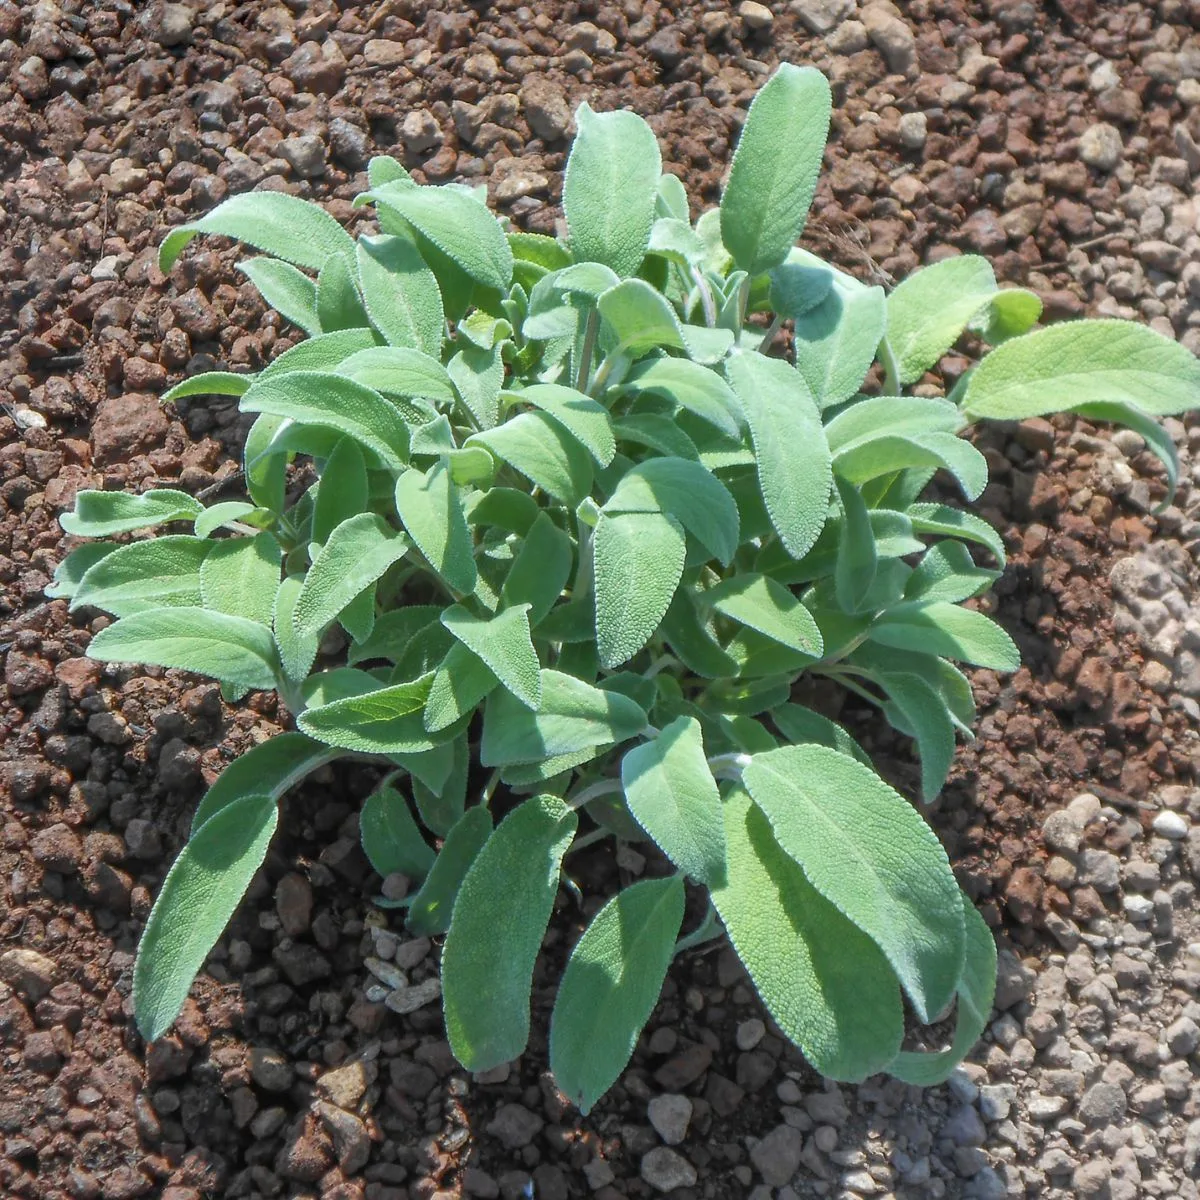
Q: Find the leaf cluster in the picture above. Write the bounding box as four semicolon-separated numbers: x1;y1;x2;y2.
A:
55;64;1200;1109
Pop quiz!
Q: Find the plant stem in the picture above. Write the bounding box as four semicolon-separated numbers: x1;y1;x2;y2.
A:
566;778;622;811
674;902;723;957
758;313;783;355
706;751;751;781
736;274;750;332
880;340;902;395
692;267;718;328
588;352;620;398
565;827;611;856
576;308;600;392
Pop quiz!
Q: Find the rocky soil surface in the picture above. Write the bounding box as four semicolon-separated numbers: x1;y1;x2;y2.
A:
1;0;1199;1197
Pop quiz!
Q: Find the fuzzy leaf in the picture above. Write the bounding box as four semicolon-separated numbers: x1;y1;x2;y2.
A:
199;532;281;626
869;600;1019;671
621;717;725;886
394;462;477;594
834;477;877;614
273;575;320;688
877;671;958;802
356;234;444;357
360;784;435;880
71;536;211;617
442;603;541;709
338;346;457;407
726;352;832;560
550;876;684;1113
564;104;661;277
298;675;439;754
707;573;822;656
87;607;280;692
770;704;870;765
823;395;965;454
134;792;278;1041
449;341;505;430
720;64;832;276
442;794;577;1071
406;806;493;937
500;512;574;626
836;432;988;501
619;357;743;437
61;489;203;538
906;503;1007;567
793;281;887;409
316;251;369;332
597;279;686;357
312;439;369;546
467;411;594;506
237;257;321;335
515;383;616;466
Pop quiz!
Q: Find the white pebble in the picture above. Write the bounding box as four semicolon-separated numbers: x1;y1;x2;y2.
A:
1152;811;1189;840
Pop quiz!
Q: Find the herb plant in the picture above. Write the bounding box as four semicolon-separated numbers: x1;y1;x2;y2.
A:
54;64;1200;1110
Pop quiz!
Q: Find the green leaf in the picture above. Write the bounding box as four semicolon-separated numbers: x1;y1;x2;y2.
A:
301;667;382;709
883;256;997;386
603;458;740;566
363;182;513;292
442;794;577;1071
273;575;320;688
467;411;594;507
726;351;832;560
869;600;1019;671
316;251;369;332
771;704;870;765
356;234;444;357
258;328;378;381
613;414;701;461
162;371;254;402
45;543;119;601
647;216;706;267
969;287;1042;344
72;536;211;617
298;675;440;754
294;514;410;638
906;541;998;604
564;103;662;278
87;607;280;692
442;603;541;709
244;414;288;514
449;341;505;430
199;532;281;626
347;605;444;665
360;784;435;880
194;502;260;539
61;489;203;537
906;503;1006;568
620;717;725;886
887;896;997;1086
593;510;686;668
481;670;648;767
134;792;278;1041
237;257;321;335
394;462;476;594
514;383;616;466
794;281;887;410
191;731;334;832
707;573;823;656
240;372;410;470
368;155;416;189
338;346;457;408
424;638;498;733
963;318;1200;419
836;432;988;502
876;670;958;802
550;875;684;1114
509;231;572;272
766;247;835;319
720;64;832;276
406;806;493;937
1072;399;1181;510
619;357;742;437
159;191;355;273
744;744;963;1023
834;477;876;614
500;512;574;626
659;590;739;679
823;395;965;454
712;785;904;1080
596;279;686;358
312;439;368;546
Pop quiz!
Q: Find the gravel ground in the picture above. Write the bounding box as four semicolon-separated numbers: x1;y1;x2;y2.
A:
1;1;1199;1197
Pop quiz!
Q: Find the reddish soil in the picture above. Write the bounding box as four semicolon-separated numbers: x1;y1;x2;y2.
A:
1;1;1197;1198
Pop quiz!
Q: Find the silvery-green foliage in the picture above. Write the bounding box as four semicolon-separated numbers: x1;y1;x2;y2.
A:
56;63;1200;1110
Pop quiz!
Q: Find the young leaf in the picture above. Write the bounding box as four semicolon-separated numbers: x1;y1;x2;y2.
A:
514;383;616;467
191;732;335;832
441;604;541;709
887;896;997;1086
449;341;505;430
87;607;280;692
293;514;409;638
360;784;435;880
45;544;119;601
356;234;444;357
195;502;260;539
61;489;203;538
603;458;740;566
71;536;211;617
550;875;685;1114
596;279;687;358
467;411;594;507
767;247;835;319
338;346;457;407
408;735;470;836
620;717;725;886
243;414;288;514
563;104;661;278
771;704;871;765
883;256;997;386
134;792;278;1041
706;573;823;656
836;432;988;501
962;318;1200;420
316;251;369;332
593;510;686;668
394;462;477;594
619;357;743;437
312;439;369;547
834;477;877;614
1072;399;1180;510
442;794;577;1071
425;642;499;733
162;371;253;402
720;64;832;276
906;503;1007;568
868;599;1019;671
160;191;355;273
726;352;832;560
969;287;1042;344
240;372;411;470
823;395;964;454
368;154;416;189
363;182;513;292
237;257;321;335
199;532;282;626
743;744;964;1023
793;281;887;410
406;805;493;937
257;327;378;380
298;675;440;754
876;670;958;802
906;541;998;604
480;670;648;766
711;785;904;1081
500;513;574;626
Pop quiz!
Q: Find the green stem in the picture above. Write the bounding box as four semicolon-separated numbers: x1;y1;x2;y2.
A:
576;308;600;393
880;340;902;395
706;751;751;781
692;267;718;328
588;352;620;398
566;778;622;811
566;827;612;856
674;902;723;957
